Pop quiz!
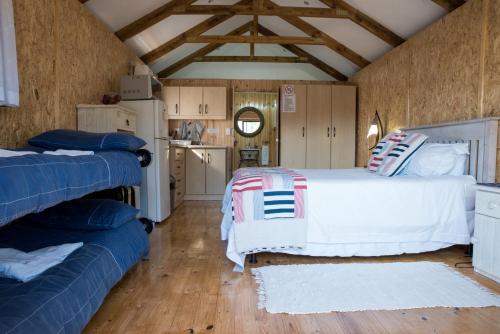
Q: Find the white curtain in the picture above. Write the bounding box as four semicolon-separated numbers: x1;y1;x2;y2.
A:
0;0;19;107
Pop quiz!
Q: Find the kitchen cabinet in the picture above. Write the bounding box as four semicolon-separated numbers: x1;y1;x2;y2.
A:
185;147;227;200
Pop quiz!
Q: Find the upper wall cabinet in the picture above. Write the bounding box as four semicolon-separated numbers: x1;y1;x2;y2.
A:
164;86;227;120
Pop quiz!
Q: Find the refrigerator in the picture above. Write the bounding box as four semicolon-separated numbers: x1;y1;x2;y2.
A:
120;99;171;223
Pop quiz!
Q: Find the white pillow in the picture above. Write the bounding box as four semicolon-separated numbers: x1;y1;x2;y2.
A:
404;143;469;176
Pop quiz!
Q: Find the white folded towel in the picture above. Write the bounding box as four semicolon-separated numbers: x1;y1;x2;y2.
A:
43;149;94;156
0;149;38;157
0;242;83;282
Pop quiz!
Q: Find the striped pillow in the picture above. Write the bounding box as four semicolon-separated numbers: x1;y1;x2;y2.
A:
376;133;428;176
367;132;407;173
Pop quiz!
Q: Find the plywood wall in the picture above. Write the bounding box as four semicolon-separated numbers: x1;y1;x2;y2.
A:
352;0;500;179
0;0;140;148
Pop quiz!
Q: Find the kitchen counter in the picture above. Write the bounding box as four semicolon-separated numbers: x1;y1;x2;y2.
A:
170;143;227;149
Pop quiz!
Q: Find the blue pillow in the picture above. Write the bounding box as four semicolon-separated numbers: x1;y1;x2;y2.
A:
28;129;146;152
26;199;139;230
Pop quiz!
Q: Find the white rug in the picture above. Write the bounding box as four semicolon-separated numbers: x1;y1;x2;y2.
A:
251;262;500;314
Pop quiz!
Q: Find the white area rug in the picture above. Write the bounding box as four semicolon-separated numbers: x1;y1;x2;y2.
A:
251;262;500;314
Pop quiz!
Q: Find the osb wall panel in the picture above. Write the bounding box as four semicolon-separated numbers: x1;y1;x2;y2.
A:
351;0;500;177
0;0;140;148
407;0;484;126
483;0;500;117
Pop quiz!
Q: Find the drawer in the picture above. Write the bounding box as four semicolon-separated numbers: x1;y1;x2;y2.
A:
476;190;500;219
172;164;185;177
116;111;136;132
175;148;185;161
175;178;185;192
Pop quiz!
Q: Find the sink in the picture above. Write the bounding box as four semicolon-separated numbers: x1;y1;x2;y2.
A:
170;140;191;146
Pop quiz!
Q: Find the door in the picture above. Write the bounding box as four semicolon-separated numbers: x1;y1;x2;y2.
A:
280;85;307;168
205;149;226;195
306;85;332;169
331;86;356;168
203;87;227;119
164;86;180;117
180;87;203;117
157;141;171;221
186;148;206;195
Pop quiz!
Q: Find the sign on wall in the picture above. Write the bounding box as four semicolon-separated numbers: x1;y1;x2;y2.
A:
280;84;296;113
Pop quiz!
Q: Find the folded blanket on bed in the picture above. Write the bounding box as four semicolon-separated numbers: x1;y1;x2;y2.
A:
231;168;308;254
0;242;83;282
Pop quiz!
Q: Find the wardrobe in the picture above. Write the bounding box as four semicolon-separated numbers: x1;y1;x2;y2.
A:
280;85;356;169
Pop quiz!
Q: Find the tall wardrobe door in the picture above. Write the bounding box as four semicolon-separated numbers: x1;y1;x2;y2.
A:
306;85;332;169
331;86;356;168
280;85;307;168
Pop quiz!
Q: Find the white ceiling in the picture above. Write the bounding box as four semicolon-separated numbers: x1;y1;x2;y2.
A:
85;0;448;80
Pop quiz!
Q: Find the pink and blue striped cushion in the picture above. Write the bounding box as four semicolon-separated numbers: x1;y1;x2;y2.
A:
368;132;428;176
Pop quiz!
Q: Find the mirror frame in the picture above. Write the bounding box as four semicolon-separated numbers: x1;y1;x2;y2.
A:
234;106;265;138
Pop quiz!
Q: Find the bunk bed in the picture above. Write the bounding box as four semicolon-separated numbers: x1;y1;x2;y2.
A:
0;130;152;333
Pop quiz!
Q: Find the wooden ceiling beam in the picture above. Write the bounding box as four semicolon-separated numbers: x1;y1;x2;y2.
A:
157;22;252;78
431;0;467;12
257;25;348;81
169;4;349;18
185;35;325;45
320;0;404;47
193;56;309;63
141;0;251;64
265;0;369;68
115;0;197;41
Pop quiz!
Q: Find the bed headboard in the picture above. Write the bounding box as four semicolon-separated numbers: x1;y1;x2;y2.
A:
401;118;499;183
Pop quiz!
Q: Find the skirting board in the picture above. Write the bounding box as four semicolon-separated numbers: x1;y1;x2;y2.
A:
184;194;223;201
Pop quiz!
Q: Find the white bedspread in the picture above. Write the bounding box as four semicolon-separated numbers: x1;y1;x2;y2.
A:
222;169;476;270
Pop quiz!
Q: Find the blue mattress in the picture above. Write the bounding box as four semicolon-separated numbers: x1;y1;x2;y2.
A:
0;219;149;334
0;151;141;227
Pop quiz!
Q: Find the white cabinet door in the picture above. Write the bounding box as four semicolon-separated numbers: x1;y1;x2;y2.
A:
473;214;500;282
331;85;356;168
186;148;206;195
203;87;227;119
164;86;180;117
205;149;226;195
180;87;204;117
280;85;307;168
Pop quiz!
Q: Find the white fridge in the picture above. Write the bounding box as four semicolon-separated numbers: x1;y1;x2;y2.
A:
120;99;171;223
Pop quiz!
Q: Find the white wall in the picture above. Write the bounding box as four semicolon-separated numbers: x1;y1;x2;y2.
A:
167;62;336;80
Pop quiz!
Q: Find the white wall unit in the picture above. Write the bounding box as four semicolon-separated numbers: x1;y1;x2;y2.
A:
473;186;500;283
166;86;227;120
185;147;227;200
280;85;356;169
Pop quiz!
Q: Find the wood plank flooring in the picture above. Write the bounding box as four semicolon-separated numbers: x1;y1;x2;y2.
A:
84;201;500;334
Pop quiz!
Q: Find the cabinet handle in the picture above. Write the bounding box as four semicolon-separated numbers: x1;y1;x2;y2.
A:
488;201;499;210
175;103;178;114
207;153;211;164
333;127;336;138
205;104;208;114
199;104;202;114
126;119;130;126
302;126;305;137
327;127;330;137
201;153;204;164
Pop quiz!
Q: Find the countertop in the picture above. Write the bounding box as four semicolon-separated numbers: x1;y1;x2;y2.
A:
170;144;228;149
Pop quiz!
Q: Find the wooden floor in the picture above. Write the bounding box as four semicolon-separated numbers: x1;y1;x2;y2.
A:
85;201;500;334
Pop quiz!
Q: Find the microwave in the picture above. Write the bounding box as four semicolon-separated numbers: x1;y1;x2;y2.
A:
120;75;162;100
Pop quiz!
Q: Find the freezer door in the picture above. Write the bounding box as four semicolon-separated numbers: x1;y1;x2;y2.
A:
155;139;171;221
155;100;169;139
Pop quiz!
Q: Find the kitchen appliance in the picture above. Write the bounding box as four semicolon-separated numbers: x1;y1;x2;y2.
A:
120;99;170;223
120;75;162;100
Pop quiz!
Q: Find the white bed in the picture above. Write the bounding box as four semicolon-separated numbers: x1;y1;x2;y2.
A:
221;118;499;270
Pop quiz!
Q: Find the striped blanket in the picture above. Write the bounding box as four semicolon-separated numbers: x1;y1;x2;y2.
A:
231;168;308;254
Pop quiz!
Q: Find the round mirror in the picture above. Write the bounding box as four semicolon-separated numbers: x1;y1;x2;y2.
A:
234;106;265;138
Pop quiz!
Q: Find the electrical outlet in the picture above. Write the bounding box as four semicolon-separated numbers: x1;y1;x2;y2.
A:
226;128;232;136
207;128;219;135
